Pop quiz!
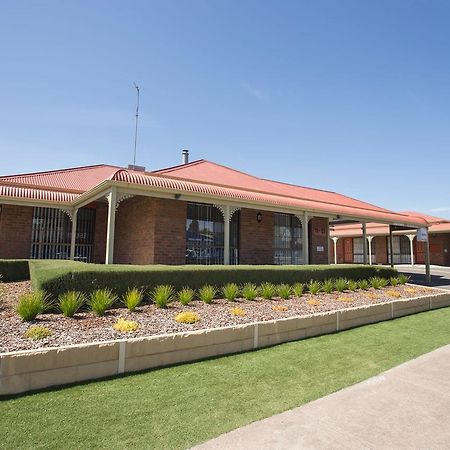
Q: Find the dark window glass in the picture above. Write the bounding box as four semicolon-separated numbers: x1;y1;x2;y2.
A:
186;203;239;265
274;213;303;264
387;235;412;264
31;207;96;262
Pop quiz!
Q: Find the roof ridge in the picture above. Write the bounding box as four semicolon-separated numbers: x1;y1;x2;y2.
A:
0;163;122;180
152;159;206;174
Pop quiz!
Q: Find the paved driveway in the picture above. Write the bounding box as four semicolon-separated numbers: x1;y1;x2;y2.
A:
193;345;450;450
395;264;450;290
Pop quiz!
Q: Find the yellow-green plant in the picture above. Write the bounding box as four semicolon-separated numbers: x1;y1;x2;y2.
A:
389;277;400;287
242;283;258;301
198;285;216;304
398;274;410;285
277;284;291;300
113;318;139;332
335;278;348;292
292;283;304;297
122;288;143;312
272;305;288;312
260;282;276;300
322;279;334;294
358;279;370;290
178;287;195;306
222;283;240;302
151;285;175;308
58;291;86;317
17;291;52;322
347;280;358;291
307;299;321;307
88;289;117;316
25;325;53;340
230;307;246;316
175;311;200;324
308;280;321;295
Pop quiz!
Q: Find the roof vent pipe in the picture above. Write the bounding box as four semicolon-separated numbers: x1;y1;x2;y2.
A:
182;149;189;165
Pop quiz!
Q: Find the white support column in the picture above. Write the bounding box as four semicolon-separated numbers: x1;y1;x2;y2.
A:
105;187;117;265
303;211;309;265
223;205;231;265
407;234;415;266
70;208;78;260
362;223;368;265
332;237;339;265
367;235;373;266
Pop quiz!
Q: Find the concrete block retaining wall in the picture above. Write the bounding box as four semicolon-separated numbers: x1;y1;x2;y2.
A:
2;291;450;396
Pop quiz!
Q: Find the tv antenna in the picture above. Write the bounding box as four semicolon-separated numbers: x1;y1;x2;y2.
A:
133;82;140;166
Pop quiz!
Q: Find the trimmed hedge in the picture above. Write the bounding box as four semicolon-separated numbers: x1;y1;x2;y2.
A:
29;260;397;299
0;260;30;282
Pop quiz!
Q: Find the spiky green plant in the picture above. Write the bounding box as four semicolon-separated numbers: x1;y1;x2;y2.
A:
308;280;322;295
198;285;216;304
322;279;334;294
398;274;410;285
121;288;143;312
16;291;52;321
292;283;304;297
151;285;175;309
277;284;291;300
88;289;117;316
58;291;86;317
242;283;258;301
222;283;240;302
260;282;277;300
178;287;195;306
369;277;388;290
379;278;389;288
335;278;348;292
358;279;370;290
347;280;358;291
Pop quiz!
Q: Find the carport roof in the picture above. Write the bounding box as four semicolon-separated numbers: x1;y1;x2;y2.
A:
0;160;430;227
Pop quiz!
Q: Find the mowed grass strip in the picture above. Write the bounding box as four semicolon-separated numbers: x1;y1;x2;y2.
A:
2;307;450;450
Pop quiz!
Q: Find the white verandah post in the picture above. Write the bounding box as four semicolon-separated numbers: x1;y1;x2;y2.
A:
362;223;368;265
105;187;117;265
407;234;415;266
223;205;231;265
332;237;339;265
367;235;373;265
69;208;78;260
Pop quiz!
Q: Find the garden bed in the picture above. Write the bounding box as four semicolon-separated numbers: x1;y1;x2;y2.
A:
0;281;441;353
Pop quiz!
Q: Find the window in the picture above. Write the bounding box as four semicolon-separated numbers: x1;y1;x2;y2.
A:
274;213;303;264
186;203;239;265
31;207;96;262
388;235;411;264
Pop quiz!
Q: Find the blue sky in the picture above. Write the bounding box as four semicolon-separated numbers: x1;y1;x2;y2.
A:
1;0;450;217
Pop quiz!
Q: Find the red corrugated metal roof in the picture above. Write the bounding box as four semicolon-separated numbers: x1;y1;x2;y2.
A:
0;161;430;226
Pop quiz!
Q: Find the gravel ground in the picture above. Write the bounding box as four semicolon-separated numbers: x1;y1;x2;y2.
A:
0;282;440;353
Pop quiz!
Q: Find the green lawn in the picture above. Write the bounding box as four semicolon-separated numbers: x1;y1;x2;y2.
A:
2;307;450;449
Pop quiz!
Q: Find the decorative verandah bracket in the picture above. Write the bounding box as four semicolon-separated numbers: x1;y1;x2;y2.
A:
331;236;339;265
115;193;135;211
406;234;416;266
367;235;374;265
214;204;241;265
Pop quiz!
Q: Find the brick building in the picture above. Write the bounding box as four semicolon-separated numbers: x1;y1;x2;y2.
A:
330;212;450;266
0;155;430;266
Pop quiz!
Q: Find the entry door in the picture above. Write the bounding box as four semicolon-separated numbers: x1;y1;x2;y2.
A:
344;238;353;263
415;241;425;264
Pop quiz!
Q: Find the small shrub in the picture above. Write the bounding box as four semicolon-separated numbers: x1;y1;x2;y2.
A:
322;279;334;294
198;285;216;304
272;305;288;312
230;307;246;316
151;285;175;308
260;282;276;300
386;290;402;298
58;291;86;317
347;280;358;291
405;287;417;294
389;277;400;287
337;296;353;303
379;278;389;288
222;283;240;302
122;288;143;312
366;293;379;300
17;291;52;321
308;280;321;295
175;311;200;324
113;318;139;333
242;283;258;301
178;287;195;306
358;279;370;290
25;325;53;340
335;278;348;292
307;299;321;306
88;289;117;316
398;274;410;285
277;284;291;300
292;283;304;297
369;277;384;290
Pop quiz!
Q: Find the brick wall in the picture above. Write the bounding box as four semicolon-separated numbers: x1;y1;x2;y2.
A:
0;204;33;259
309;217;329;264
374;236;388;264
114;196;186;265
93;203;108;264
239;208;274;264
429;234;450;266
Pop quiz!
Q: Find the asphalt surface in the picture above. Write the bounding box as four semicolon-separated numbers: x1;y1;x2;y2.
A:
193;345;450;450
394;264;450;290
